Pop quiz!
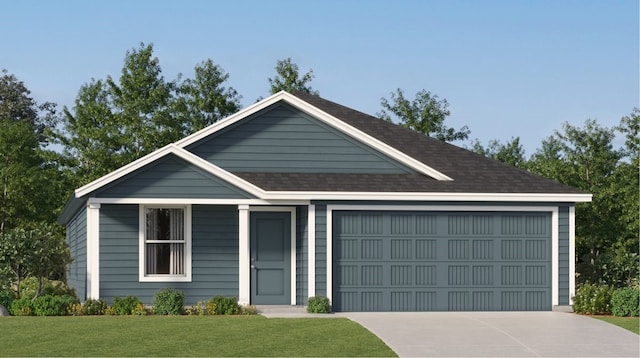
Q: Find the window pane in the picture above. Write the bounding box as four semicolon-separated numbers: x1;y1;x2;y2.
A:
145;207;185;276
146;208;184;241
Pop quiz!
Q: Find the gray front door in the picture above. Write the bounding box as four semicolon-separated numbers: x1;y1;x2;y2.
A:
250;211;291;304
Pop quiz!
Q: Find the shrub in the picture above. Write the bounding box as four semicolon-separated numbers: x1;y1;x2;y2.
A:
186;301;208;316
240;304;257;315
104;306;116;315
112;296;143;315
33;294;78;316
68;303;83;316
9;297;34;316
611;287;640;317
83;299;108;315
132;303;148;316
18;277;77;300
153;288;184;315
207;296;240;315
306;296;331;313
0;289;15;309
572;283;614;315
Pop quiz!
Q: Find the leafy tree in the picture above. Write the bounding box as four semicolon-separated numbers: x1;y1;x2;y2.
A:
378;88;470;142
58;43;240;185
173;59;241;132
268;58;318;95
471;137;527;169
0;70;65;233
528;119;636;286
0;224;71;298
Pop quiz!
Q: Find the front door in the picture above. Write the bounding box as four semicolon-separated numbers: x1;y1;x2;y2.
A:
250;211;291;304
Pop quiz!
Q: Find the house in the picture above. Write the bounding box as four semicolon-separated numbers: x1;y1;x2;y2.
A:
58;91;591;312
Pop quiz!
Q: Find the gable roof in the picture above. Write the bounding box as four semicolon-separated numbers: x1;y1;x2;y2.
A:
67;90;591;212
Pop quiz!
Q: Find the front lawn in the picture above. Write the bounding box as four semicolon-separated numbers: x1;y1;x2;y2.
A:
593;316;640;335
0;315;395;357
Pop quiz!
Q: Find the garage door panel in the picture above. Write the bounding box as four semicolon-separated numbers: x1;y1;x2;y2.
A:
333;211;552;312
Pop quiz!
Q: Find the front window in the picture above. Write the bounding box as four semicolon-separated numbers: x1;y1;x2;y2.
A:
140;205;191;282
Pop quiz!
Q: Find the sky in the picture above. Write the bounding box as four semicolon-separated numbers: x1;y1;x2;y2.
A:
2;0;638;155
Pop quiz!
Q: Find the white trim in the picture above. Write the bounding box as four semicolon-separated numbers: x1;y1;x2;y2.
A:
249;206;297;305
551;209;559;306
325;205;560;307
75;145;265;199
569;206;576;304
86;193;591;205
138;205;192;282
87;197;310;206
174;91;452;181
238;205;250;306
258;191;592;203
308;205;316;298
86;203;100;299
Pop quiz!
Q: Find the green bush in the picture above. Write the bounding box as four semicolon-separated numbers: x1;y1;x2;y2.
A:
611;287;640;317
83;299;108;315
113;296;143;315
18;277;76;300
32;294;78;316
573;283;615;315
153;288;184;315
307;296;331;313
9;297;34;316
207;296;240;315
0;289;15;309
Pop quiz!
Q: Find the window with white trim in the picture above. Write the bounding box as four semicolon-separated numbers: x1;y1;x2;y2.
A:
140;205;191;282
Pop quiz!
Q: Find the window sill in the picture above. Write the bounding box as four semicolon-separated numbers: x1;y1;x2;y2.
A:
139;275;192;283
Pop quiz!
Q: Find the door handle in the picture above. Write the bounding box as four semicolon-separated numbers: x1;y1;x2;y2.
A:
250;265;256;269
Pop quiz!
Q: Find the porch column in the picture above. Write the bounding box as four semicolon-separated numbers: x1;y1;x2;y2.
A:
569;206;576;304
86;203;100;299
238;205;250;305
307;205;316;299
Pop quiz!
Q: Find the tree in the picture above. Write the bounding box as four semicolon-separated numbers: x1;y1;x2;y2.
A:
0;224;71;298
378;88;470;142
173;59;241;133
471;137;527;169
268;58;318;95
58;43;241;185
0;70;65;233
528;119;634;286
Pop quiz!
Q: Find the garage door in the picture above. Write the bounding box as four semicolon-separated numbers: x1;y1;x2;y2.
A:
332;211;551;312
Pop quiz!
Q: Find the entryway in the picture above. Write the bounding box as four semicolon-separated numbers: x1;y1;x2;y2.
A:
250;211;292;304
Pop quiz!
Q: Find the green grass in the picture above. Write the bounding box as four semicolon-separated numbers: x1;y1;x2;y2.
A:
0;315;396;357
593;316;640;335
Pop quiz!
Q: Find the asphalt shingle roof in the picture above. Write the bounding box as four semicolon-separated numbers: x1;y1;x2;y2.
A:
232;91;585;195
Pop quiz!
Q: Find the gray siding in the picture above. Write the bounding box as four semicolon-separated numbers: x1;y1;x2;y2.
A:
296;206;308;305
95;154;253;199
187;104;414;174
558;206;570;305
314;205;327;297
66;208;87;301
99;204;239;305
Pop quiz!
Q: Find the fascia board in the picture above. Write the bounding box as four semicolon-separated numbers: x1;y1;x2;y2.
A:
277;94;454;181
259;191;593;203
75;144;176;198
170;146;266;197
174;91;289;148
75;144;267;199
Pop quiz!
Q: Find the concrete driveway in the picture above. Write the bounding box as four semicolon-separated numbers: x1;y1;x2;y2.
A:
337;312;639;357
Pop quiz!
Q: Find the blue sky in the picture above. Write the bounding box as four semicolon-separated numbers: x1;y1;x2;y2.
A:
2;0;638;154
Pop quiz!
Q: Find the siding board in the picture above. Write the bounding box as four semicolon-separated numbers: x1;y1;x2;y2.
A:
187;104;414;174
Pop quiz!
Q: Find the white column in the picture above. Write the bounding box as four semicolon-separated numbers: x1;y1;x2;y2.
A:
551;208;559;306
307;205;316;299
86;203;101;299
569;206;576;304
238;205;250;305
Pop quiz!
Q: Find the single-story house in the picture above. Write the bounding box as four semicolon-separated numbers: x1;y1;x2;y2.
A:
58;91;591;312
